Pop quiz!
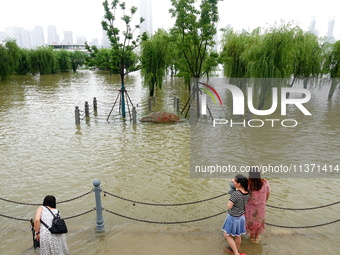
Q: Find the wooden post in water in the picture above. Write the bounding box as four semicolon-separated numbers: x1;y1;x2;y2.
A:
85;101;90;118
176;97;180;112
75;106;80;125
148;98;152;111
132;106;137;125
93;97;97;115
93;179;105;233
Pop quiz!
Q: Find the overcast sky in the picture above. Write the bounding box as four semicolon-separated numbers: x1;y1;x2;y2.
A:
0;0;339;41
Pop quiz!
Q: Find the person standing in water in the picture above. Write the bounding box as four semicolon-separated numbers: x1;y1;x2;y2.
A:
222;174;249;255
245;167;270;243
34;195;69;255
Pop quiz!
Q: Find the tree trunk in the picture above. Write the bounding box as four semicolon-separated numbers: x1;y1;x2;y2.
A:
120;73;126;118
328;78;339;100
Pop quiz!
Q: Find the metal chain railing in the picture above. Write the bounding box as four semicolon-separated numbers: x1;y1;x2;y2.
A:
0;209;95;222
63;208;96;220
0;190;94;222
58;190;93;204
103;190;340;211
103;208;226;224
265;219;340;229
266;200;340;210
103;190;229;206
0;213;31;222
0;190;93;206
103;207;340;229
1;187;340;229
102;190;340;229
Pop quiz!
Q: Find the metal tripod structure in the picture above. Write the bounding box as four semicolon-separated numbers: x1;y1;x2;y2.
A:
107;89;134;121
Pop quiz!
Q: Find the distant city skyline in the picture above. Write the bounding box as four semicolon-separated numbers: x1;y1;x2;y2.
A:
1;17;337;50
0;0;339;49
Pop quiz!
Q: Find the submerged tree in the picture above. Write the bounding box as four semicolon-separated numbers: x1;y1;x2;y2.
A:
219;28;261;90
69;51;87;72
57;50;71;72
101;0;145;118
0;40;20;80
17;48;32;75
30;46;58;75
326;40;340;100
140;29;171;97
241;24;317;109
169;0;221;116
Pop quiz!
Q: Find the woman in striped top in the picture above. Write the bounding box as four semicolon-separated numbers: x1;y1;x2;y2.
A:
222;174;249;255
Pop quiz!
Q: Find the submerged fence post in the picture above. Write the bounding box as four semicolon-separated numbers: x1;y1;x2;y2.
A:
132;106;137;125
75;106;80;125
176;97;180;112
85;101;90;118
148;98;152;111
93;97;97;114
93;179;105;233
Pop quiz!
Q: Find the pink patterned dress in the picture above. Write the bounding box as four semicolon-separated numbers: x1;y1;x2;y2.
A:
245;179;270;235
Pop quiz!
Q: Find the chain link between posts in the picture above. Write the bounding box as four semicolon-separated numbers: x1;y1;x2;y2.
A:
0;190;94;221
1;189;339;229
102;190;340;229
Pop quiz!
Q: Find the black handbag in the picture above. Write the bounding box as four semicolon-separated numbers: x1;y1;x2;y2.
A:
40;206;68;234
33;238;40;248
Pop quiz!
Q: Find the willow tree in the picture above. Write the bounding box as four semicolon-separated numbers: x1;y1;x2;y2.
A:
169;0;221;116
326;40;340;100
70;51;87;72
289;29;322;88
140;29;171;97
101;0;145;118
57;50;71;72
219;28;260;89
243;24;303;109
29;46;58;75
0;40;20;80
17;48;32;75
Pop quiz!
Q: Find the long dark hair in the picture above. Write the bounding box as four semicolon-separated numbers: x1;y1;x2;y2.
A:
235;174;249;192
248;167;263;191
43;195;56;208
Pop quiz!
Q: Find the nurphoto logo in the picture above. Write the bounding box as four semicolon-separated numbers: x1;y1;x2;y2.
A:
200;81;312;128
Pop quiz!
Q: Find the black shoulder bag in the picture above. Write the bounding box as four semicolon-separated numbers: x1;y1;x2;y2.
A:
40;206;68;234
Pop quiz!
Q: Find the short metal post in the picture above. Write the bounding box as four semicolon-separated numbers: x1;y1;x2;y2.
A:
148;98;152;111
132;106;137;124
75;106;80;125
93;97;97;114
93;179;105;232
174;96;176;108
85;101;90;118
176;97;180;112
153;97;156;106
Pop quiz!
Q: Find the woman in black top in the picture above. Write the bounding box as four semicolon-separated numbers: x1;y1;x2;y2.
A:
222;175;249;255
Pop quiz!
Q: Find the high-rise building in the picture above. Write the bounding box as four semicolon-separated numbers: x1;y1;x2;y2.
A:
101;30;110;48
4;27;31;48
310;18;316;34
89;38;99;47
0;31;5;42
21;29;32;48
47;25;60;44
213;32;219;53
76;36;86;45
63;31;74;44
31;26;45;48
140;0;153;35
327;18;335;41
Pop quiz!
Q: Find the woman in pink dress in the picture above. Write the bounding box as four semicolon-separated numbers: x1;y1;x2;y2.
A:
245;167;270;243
